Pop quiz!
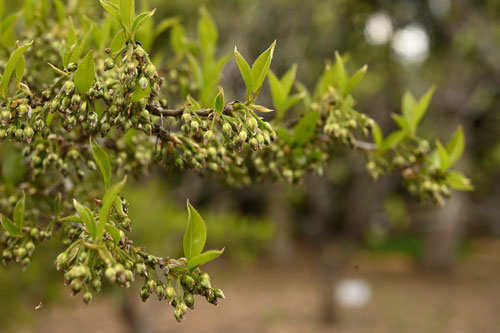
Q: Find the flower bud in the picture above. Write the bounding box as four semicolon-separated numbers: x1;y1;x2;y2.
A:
205;289;217;305
135;46;145;58
140;286;150;302
105;266;117;282
203;130;215;145
104;58;115;71
146;279;157;293
181;112;191;123
200;273;211;289
166;285;176;301
2;249;12;261
83;291;93;304
71;94;81;106
156;285;165;300
222;123;232;137
23;127;34;143
71;279;83;294
25;241;35;256
145;63;157;78
183;292;194;309
63;80;75;95
181;275;195;291
67;63;78;71
138;76;149;90
238;130;248;143
174;307;183;322
14;247;26;260
92;279;101;292
246;117;258;133
190;120;199;133
249;137;259;150
214;288;225;299
18;104;27;117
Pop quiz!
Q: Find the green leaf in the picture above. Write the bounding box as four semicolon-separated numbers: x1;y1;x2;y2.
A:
98;177;127;242
275;127;294;145
105;224;121;246
73;200;97;241
436;140;449;171
345;65;367;96
446;126;465;168
214;88;224;116
53;0;66;26
382;129;406;152
15;55;25;85
411;86;435;133
188;248;224;270
285;92;305;111
234;47;253;99
187;94;201;110
251;40;276;93
401;92;416;129
60;215;84;224
1;41;33;98
372;122;384;149
445;170;473;191
0;215;20;236
119;0;134;31
333;51;347;94
268;70;285;113
63;43;77;69
183;200;207;261
131;79;150;101
198;8;218;57
111;30;127;53
293;111;320;147
90;138;111;189
281;64;297;97
132;8;156;33
13;192;25;230
74;50;95;94
99;0;122;26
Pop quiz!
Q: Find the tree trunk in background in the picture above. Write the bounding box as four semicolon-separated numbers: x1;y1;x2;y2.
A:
268;184;295;261
421;192;466;270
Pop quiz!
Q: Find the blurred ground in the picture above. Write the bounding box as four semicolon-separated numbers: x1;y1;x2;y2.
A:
17;239;500;333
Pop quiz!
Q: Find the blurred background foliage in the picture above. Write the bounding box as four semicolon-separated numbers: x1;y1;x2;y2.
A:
1;0;500;331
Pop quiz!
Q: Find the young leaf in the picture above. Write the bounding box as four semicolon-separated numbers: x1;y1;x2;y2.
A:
382;129;406;152
105;224;122;246
251;40;276;93
132;8;156;33
188;248;224;270
198;8;218;57
446;126;464;167
234;47;253;98
1;41;33;98
214;88;224;116
345;65;367;96
293;110;320;147
333;51;347;94
111;30;127;53
401;92;416;130
90;138;111;189
281;64;298;97
371;122;384;149
73;200;97;241
0;215;20;236
436;140;449;171
411;86;435;133
275;127;294;145
15;55;25;84
99;0;122;26
98;177;127;241
119;0;134;31
251;104;274;113
13;192;25;230
445;170;473;191
74;50;95;94
60;215;84;224
183;200;207;261
268;70;285;112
